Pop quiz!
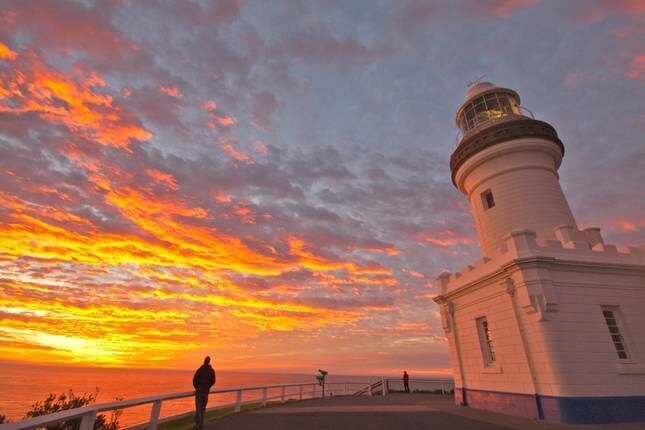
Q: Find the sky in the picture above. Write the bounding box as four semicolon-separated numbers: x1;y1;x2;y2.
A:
0;0;643;376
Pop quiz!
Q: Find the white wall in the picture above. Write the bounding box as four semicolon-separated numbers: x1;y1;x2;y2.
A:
454;138;577;256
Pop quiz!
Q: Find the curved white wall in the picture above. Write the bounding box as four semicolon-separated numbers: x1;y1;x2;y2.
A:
455;138;577;256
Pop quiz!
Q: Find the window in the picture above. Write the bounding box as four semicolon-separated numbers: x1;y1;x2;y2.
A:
602;307;630;359
481;190;495;210
476;317;496;365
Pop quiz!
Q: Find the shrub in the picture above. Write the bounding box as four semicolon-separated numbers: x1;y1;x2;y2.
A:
23;390;121;430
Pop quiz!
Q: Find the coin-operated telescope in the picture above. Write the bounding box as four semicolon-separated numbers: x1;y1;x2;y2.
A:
316;369;328;397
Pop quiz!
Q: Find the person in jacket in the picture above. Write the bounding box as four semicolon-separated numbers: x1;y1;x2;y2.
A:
403;371;410;393
193;356;216;429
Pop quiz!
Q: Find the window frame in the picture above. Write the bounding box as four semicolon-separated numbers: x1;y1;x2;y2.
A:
481;189;495;210
476;316;496;366
601;305;632;361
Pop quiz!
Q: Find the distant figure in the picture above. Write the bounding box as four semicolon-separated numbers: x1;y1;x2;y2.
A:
403;371;410;393
193;356;216;429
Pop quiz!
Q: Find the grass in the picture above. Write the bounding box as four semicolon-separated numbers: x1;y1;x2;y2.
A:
157;401;283;430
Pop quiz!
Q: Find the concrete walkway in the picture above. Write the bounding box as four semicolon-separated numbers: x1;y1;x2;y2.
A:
206;393;645;430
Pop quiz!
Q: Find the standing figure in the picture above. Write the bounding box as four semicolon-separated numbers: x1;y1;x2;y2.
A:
403;371;410;393
193;356;216;429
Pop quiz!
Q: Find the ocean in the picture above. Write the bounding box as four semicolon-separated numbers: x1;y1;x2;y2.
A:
0;363;375;426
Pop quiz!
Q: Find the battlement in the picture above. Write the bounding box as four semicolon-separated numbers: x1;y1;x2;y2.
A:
436;225;645;296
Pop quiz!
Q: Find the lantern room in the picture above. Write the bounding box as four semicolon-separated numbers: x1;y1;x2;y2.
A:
455;82;522;136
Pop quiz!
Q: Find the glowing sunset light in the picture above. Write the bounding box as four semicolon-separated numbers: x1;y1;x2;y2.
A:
0;1;642;377
0;42;16;60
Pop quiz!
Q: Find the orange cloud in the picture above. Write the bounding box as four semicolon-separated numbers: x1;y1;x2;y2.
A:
420;229;475;247
216;115;236;126
604;217;645;231
213;192;232;203
232;203;256;224
221;143;251;162
0;51;151;152
0;28;433;373
0;42;17;60
146;168;179;190
403;268;425;279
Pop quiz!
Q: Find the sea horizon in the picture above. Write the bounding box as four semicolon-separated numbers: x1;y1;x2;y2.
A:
0;359;452;377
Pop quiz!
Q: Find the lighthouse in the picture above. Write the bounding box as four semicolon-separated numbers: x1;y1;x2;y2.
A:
451;82;578;256
433;83;645;424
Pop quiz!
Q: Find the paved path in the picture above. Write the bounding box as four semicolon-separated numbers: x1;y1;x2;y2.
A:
205;394;645;430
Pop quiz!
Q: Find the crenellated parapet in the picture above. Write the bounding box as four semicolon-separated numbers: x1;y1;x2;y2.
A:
435;225;645;297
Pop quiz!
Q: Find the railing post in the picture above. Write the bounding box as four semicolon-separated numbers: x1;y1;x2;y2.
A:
441;382;445;395
262;387;268;407
368;382;372;396
299;384;304;400
147;400;162;430
382;378;387;396
235;390;242;412
281;386;286;402
344;383;348;395
79;410;97;430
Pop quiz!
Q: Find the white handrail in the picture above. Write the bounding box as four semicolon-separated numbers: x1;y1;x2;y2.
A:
0;380;377;430
352;378;453;396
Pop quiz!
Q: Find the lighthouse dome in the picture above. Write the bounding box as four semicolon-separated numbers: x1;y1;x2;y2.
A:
466;81;497;99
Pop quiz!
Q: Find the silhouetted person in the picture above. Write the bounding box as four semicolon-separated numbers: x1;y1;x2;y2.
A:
193;356;216;429
403;371;410;393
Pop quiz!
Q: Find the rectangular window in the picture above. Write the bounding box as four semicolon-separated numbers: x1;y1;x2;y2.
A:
602;307;630;359
476;317;496;365
481;190;495;210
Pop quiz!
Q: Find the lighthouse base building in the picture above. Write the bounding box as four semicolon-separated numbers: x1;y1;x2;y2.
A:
433;82;645;424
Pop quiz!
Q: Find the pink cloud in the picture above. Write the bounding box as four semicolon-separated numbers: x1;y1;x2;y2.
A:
0;0;138;62
253;140;269;155
574;0;645;23
399;0;537;30
160;85;182;98
491;0;538;17
202;100;217;111
626;53;645;79
286;29;391;64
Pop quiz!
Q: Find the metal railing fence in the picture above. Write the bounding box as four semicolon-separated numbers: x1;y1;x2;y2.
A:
0;380;382;430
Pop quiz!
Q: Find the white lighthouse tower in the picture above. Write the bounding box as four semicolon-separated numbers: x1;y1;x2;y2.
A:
433;82;645;424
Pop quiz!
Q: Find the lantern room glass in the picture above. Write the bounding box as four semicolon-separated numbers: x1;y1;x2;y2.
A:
459;92;516;133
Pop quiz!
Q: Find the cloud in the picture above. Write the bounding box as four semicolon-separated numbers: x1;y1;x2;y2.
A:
0;0;137;62
251;91;277;129
626;53;645;79
398;0;538;30
160;85;182;98
0;41;16;60
285;27;393;65
0;50;151;152
1;0;641;376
